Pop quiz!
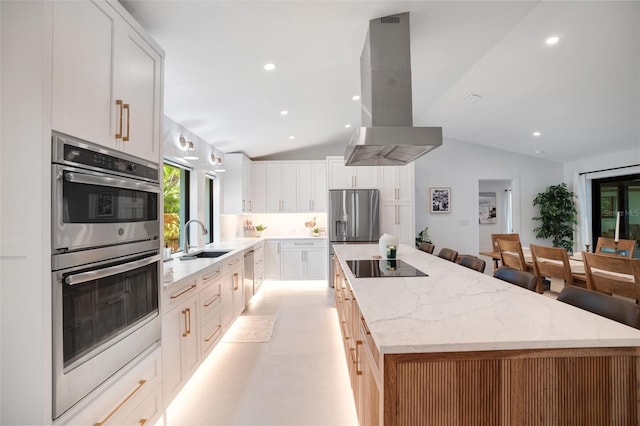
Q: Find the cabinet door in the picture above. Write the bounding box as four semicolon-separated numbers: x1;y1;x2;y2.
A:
281;163;298;212
52;0;116;149
232;270;244;317
243;158;252;212
265;240;281;279
266;163;283;212
354;167;379;189
282;249;305;280
329;158;353;189
311;162;328;212
297;162;327;212
113;21;161;162
251;162;267;213
305;248;327;279
297;164;314;212
221;273;234;328
381;203;414;246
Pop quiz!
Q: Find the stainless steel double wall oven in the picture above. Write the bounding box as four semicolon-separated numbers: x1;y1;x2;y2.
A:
51;132;161;418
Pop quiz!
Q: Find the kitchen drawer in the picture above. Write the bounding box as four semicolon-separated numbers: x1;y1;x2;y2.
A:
55;344;162;425
199;263;222;287
222;252;243;274
281;239;327;249
200;310;223;357
200;280;222;320
163;278;198;311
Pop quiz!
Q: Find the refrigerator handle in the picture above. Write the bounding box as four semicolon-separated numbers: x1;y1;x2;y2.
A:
350;191;356;239
354;192;360;238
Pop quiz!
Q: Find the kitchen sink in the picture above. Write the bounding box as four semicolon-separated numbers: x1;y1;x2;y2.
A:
180;250;230;260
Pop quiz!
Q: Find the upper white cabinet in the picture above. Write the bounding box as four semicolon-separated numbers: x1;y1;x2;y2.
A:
52;0;163;163
296;162;327;213
251;162;267;213
266;163;297;213
223;154;253;214
379;165;414;203
327;157;379;189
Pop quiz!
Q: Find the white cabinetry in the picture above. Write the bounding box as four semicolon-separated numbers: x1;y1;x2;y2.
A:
328;157;379;189
379;164;415;246
52;0;162;162
265;240;282;280
254;242;265;294
251;162;267;213
266;163;297;212
297;162;327;212
55;344;163;426
162;279;200;403
281;239;327;280
223;154;253;214
198;268;224;358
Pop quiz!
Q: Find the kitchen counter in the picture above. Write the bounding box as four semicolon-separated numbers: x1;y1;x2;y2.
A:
333;243;640;355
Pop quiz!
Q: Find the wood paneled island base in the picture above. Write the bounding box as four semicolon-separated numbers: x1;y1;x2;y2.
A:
384;347;639;426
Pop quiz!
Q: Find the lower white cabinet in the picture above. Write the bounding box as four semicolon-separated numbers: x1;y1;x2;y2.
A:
55;344;163;426
281;239;327;280
265;240;282;279
163;291;200;403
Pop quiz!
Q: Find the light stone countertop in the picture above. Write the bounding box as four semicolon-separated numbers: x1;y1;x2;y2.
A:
333;243;640;355
163;236;327;286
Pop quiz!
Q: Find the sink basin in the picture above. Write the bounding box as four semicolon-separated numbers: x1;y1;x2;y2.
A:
180;250;230;260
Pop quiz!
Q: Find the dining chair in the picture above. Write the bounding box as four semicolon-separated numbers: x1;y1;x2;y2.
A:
493;266;537;292
458;256;486;273
418;242;435;254
490;233;520;254
594;237;636;258
582;251;640;302
529;244;574;294
557;285;640;329
496;239;528;272
437;248;458;262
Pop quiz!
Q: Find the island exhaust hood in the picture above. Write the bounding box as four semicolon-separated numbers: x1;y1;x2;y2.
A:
344;12;442;166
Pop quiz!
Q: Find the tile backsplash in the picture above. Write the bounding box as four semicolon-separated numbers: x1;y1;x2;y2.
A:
221;213;327;239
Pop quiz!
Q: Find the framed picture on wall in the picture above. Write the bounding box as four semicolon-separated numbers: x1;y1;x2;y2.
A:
430;187;451;213
479;192;497;224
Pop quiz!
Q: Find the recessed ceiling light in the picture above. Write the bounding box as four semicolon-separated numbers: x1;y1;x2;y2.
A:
533;131;541;137
534;150;544;155
545;36;560;46
289;136;295;140
264;63;276;71
280;110;288;116
352;95;360;101
344;124;351;129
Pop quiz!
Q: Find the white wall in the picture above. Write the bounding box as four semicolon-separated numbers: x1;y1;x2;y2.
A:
1;2;52;423
563;147;640;187
413;138;564;257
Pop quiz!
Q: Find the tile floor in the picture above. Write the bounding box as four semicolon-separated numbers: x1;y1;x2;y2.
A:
162;280;358;426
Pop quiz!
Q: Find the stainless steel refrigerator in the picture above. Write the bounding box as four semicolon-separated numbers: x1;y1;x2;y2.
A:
328;189;380;286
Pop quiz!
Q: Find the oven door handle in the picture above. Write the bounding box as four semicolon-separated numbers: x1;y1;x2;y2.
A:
64;171;161;194
64;254;161;285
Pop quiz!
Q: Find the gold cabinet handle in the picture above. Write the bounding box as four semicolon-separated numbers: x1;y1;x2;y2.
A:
186;308;191;335
203;269;220;281
340;320;349;340
115;99;123;139
228;258;241;266
205;325;222;342
170;284;197;299
233;272;239;290
94;380;146;426
204;294;221;307
182;309;189;337
355;341;363;375
123;103;130;142
139;419;147;426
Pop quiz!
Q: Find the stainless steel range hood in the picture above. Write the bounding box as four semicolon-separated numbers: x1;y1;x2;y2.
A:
344;12;442;166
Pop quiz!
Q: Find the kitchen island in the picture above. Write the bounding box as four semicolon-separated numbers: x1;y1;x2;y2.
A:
332;243;640;425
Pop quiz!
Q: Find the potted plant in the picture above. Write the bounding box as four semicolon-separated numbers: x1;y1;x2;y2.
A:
415;226;432;247
255;224;267;238
312;227;320;237
532;183;577;252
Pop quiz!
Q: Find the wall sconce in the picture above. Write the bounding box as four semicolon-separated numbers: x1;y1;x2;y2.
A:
210;153;226;172
179;135;198;160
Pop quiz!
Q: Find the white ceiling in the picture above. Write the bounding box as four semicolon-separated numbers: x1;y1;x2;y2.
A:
123;1;640;163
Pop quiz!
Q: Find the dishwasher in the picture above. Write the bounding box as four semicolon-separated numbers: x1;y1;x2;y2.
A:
244;248;255;305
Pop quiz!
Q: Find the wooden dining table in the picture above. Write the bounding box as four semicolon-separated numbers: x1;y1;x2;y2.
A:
480;248;588;287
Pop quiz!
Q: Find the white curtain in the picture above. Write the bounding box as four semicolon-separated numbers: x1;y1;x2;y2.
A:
573;172;588;253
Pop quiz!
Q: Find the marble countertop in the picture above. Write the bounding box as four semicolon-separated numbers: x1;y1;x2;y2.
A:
333;243;640;355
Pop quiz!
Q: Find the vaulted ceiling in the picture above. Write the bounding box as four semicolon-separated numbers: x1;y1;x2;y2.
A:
123;1;640;162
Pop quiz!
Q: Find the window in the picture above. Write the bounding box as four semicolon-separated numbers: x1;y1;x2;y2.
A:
592;173;640;257
163;162;190;253
205;174;215;244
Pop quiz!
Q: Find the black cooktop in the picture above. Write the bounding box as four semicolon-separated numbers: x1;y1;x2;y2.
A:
346;259;428;278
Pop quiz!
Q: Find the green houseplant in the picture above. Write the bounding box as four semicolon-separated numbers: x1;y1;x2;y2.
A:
532;183;577;252
415;226;432;247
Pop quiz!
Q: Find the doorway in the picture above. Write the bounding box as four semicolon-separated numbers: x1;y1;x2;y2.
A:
478;179;514;253
591;174;640;257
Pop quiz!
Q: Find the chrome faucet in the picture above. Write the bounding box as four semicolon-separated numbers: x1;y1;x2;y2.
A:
183;219;208;254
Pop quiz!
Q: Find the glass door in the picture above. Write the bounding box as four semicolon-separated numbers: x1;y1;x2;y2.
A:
592;174;640;257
